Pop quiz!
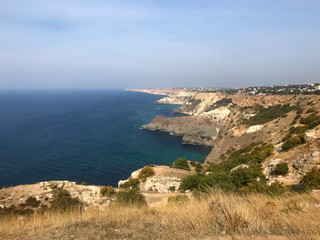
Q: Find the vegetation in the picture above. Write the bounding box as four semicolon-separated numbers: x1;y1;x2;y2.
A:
205;98;232;112
80;181;88;185
100;185;116;197
301;168;320;191
119;178;140;189
195;162;203;173
138;166;155;182
167;194;189;204
189;161;196;167
171;157;191;171
50;188;81;212
20;196;41;208
2;192;320;239
274;163;289;176
180;143;279;195
242;104;296;125
116;189;146;207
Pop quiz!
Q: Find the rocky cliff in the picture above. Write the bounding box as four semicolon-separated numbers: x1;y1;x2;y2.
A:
137;88;320;185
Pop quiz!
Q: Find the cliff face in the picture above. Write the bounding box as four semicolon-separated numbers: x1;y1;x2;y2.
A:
138;88;320;185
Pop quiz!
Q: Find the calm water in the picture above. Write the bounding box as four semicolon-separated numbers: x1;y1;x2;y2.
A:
0;90;211;187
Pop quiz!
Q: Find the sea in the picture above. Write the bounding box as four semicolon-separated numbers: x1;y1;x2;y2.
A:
0;89;211;188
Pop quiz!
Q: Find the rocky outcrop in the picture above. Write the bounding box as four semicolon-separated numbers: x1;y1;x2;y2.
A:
118;165;192;193
292;152;320;175
0;181;112;209
142;115;218;146
246;125;263;134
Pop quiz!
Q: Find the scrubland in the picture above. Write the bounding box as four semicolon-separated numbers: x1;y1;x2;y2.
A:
1;191;320;240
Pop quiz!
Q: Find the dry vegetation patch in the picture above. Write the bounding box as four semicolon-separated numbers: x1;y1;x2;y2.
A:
1;192;320;239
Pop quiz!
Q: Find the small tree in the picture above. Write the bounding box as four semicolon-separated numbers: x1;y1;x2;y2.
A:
172;158;191;171
274;163;289;175
116;189;146;206
301;168;320;191
195;162;203;173
138;166;155;182
120;178;140;189
50;188;81;212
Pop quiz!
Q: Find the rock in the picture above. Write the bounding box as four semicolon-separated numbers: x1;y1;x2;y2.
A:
118;179;129;188
305;128;320;141
292;152;320;174
230;164;249;172
246;125;263;134
141;177;182;193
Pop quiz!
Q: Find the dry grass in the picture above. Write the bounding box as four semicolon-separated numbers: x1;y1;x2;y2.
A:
1;191;320;239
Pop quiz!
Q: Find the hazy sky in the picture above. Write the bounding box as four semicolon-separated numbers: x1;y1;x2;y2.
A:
1;0;319;89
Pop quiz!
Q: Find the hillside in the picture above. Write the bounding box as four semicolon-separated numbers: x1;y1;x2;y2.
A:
141;89;320;186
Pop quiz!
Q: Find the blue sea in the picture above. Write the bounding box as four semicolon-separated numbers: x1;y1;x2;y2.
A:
0;90;211;188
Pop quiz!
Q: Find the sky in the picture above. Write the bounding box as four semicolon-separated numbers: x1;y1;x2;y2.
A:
0;0;319;89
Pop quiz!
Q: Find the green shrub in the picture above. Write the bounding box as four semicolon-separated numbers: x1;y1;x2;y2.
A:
195;162;203;173
168;186;176;192
242;104;295;125
19;197;41;208
50;188;81;212
231;167;257;189
266;182;285;196
180;172;235;192
205;98;232;112
138;166;155;182
116;189;146;206
167;194;189;204
300;113;320;127
274;163;289;176
301;168;320;191
190;161;196;167
283;134;305;150
239;181;266;194
100;185;116;197
80;181;88;185
119;178;140;189
179;174;203;191
203;172;235;192
172;158;190;171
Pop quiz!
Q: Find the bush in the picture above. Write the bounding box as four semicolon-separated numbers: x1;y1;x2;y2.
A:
274;163;289;175
172;158;190;171
283;134;305;150
18;196;41;209
119;178;140;189
301;168;320;191
80;181;88;185
116;189;146;206
50;188;81;212
100;185;116;197
195;163;203;173
138;166;155;182
190;161;196;167
180;172;235;192
168;186;176;192
167;194;189;204
179;174;203;191
266;182;285;196
231;168;257;189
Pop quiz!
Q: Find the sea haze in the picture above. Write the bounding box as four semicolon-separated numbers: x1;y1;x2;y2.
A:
0;90;211;187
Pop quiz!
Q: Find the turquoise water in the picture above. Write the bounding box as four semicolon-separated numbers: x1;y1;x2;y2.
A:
0;90;211;187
